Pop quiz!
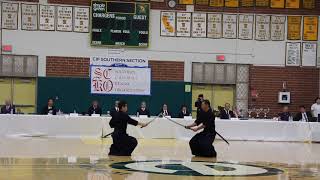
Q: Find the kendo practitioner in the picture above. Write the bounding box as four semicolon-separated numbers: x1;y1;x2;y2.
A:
109;100;148;156
41;98;57;115
88;100;102;116
186;99;217;157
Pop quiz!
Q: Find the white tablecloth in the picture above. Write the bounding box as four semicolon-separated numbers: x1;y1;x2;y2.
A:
0;114;104;138
1;114;320;142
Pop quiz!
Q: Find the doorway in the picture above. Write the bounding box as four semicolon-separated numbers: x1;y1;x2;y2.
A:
192;84;235;117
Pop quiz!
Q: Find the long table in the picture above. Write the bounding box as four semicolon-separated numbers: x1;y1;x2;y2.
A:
1;114;320;142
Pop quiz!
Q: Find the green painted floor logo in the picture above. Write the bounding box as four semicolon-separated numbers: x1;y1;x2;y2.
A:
111;160;283;176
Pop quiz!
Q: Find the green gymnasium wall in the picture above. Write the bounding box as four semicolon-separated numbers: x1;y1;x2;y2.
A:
37;77;192;117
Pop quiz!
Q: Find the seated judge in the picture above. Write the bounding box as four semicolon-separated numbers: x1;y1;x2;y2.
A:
294;106;312;122
278;106;291;121
136;101;150;117
1;99;16;114
178;105;190;118
220;103;235;119
88;100;102;116
159;103;171;116
110;100;120;117
41;98;57;115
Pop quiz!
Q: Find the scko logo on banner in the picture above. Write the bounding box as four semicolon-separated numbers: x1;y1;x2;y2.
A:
111;160;283;176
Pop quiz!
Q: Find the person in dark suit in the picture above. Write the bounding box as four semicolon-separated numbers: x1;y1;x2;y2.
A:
41;98;57;115
178;105;190;118
278;106;291;121
219;103;235;119
1;100;15;114
109;100;148;156
136;101;150;117
159;104;171;116
195;94;204;119
186;100;217;157
88;100;102;116
294;105;313;122
110;100;120;117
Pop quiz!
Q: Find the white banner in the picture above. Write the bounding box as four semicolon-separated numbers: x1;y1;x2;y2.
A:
160;11;176;36
39;5;55;31
74;7;90;33
271;16;285;41
21;4;38;31
223;14;237;39
192;13;207;38
57;6;73;32
207;13;222;39
90;56;148;67
238;14;253;40
90;66;151;95
302;42;317;66
2;2;18;30
286;42;301;66
255;15;270;41
176;12;191;37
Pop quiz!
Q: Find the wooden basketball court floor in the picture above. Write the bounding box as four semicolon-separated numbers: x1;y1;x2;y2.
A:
0;137;319;180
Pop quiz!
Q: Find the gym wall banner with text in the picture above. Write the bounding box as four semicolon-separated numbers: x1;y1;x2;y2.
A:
90;56;151;96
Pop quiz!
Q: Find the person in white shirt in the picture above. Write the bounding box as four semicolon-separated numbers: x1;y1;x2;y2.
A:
311;97;320;120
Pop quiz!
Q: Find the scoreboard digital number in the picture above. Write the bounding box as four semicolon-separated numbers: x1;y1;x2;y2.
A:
91;0;150;47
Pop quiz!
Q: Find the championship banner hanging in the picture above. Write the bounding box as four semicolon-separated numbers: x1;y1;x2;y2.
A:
286;42;301;66
39;5;55;31
270;0;285;8
271;16;285;41
303;0;315;9
176;12;191;37
179;0;194;4
255;0;269;7
192;13;207;38
225;0;239;7
255;15;270;41
73;7;90;33
209;0;224;7
240;0;254;7
223;14;237;39
303;16;318;41
285;0;300;8
56;6;73;32
287;16;301;40
160;11;176;37
196;0;210;5
207;13;222;39
238;14;253;40
302;42;317;67
21;4;38;31
2;2;19;30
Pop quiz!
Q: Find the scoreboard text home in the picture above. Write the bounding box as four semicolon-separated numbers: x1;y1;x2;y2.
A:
91;0;150;47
